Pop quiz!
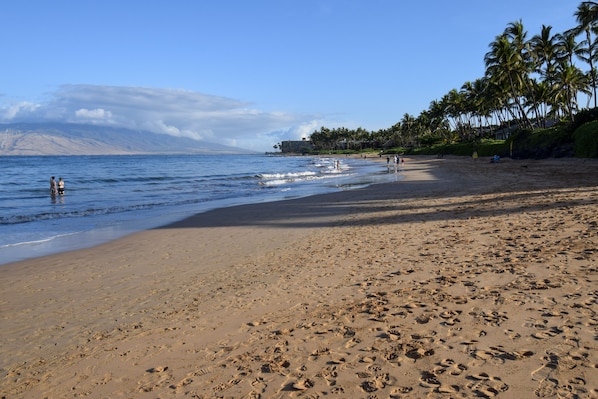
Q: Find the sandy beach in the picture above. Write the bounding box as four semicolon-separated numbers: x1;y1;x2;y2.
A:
1;155;598;398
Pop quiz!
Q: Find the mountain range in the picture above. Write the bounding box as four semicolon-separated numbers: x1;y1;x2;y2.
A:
0;123;252;155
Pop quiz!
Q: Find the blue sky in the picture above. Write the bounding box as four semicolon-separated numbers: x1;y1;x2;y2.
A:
1;1;579;151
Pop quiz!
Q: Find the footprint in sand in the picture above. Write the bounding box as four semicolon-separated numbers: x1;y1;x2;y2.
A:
345;337;361;348
504;329;521;340
317;365;338;386
291;378;315;391
330;386;345;394
419;370;441;388
169;376;193;392
531;373;588;399
138;366;173;393
471;349;505;366
439;309;462;325
466;374;509;397
146;366;168;373
531;326;564;339
437;384;461;394
438;358;468;376
390;385;413;395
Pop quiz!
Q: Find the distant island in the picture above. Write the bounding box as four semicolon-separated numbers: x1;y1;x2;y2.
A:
0;123;251;156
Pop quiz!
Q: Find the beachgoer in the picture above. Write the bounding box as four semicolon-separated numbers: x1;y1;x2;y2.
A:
58;177;65;195
50;176;57;196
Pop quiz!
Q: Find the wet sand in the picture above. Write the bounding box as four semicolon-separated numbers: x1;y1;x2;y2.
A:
1;156;598;398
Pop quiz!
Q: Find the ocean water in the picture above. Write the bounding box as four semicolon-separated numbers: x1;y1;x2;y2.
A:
1;154;401;265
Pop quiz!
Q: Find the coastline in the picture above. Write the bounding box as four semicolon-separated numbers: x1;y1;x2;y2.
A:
0;154;394;266
2;156;598;398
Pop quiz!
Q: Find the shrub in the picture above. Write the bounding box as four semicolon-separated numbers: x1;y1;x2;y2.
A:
509;125;573;158
573;120;598;158
570;107;598;131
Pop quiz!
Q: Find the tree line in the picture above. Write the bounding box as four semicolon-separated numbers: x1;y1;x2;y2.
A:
308;1;598;152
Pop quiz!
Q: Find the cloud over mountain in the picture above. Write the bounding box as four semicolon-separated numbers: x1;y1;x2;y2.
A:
0;85;322;151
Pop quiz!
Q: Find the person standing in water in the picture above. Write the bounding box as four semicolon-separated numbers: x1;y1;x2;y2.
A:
58;177;65;195
50;176;57;197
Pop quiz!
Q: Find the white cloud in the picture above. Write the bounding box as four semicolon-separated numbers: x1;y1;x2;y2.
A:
0;84;324;151
294;121;321;140
2;101;40;119
75;108;112;120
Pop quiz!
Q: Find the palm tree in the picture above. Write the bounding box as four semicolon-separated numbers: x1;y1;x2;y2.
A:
530;79;556;124
427;99;451;142
531;25;559;80
461;78;494;137
308;1;598;153
460;81;476;128
530;25;568;125
507;20;544;126
553;61;591;120
400;113;416;147
371;128;392;148
389;122;403;147
485;31;533;129
556;29;584;66
451;88;467;127
573;1;598;107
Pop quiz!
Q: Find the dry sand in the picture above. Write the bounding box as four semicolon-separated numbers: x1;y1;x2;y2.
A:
1;155;598;398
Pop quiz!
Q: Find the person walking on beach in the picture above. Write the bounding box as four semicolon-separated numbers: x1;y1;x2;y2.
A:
58;177;65;195
50;176;57;197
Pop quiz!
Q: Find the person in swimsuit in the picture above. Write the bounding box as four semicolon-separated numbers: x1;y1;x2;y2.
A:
50;176;57;197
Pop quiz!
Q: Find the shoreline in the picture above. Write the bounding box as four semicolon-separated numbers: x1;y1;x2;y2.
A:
2;156;598;398
0;154;394;266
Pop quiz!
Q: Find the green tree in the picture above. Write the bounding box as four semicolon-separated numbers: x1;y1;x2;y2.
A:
485;29;533;129
553;62;591;120
400;113;416;147
531;25;559;81
573;1;598;107
556;29;584;66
